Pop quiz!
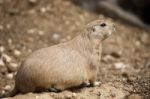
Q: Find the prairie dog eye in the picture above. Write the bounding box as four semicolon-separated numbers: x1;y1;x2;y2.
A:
100;23;106;27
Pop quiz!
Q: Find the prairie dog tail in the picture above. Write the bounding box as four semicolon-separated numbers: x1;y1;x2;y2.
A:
0;86;19;98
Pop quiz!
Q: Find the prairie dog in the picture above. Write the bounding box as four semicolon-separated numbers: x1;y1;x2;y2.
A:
0;19;115;98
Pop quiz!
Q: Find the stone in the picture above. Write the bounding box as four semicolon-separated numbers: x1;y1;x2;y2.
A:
114;62;126;69
0;59;5;67
4;85;11;91
0;46;5;52
51;33;60;42
6;73;14;79
8;63;18;72
2;54;12;63
14;49;21;56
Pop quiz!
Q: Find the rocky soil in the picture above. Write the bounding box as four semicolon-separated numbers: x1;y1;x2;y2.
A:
0;0;150;99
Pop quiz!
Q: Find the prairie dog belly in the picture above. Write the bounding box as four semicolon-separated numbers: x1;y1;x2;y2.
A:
16;46;89;92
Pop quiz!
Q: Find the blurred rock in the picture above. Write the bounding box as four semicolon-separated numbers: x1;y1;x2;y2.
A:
72;93;77;97
128;94;143;99
28;0;37;4
6;24;11;29
110;51;122;58
8;38;12;45
0;46;5;53
51;33;60;42
0;58;5;67
135;41;141;46
8;9;20;16
13;49;21;56
0;67;7;75
102;54;115;63
38;30;44;36
64;94;72;99
27;28;36;34
40;7;47;13
66;35;72;40
2;54;12;63
6;73;14;80
0;25;4;30
114;62;126;69
4;85;11;91
8;63;18;72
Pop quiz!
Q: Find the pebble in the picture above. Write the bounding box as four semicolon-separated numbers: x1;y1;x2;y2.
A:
114;62;126;69
2;54;12;63
102;54;115;62
66;35;71;40
40;7;46;13
27;28;36;34
8;63;18;72
4;85;11;91
6;24;11;29
6;73;14;79
0;25;4;30
72;93;77;97
28;0;37;4
0;67;7;75
64;94;72;99
13;49;21;56
110;51;122;58
52;33;60;42
38;30;44;36
8;38;12;45
0;46;5;52
135;41;140;46
0;59;5;66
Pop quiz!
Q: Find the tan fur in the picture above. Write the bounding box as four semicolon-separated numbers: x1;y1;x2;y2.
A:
0;19;115;98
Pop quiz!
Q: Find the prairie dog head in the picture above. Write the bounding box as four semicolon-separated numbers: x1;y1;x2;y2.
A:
85;20;115;42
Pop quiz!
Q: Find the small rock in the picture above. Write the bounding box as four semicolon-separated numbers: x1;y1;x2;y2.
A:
6;24;11;29
114;62;126;69
27;28;36;34
6;73;14;79
4;85;11;91
14;49;21;56
135;41;140;46
60;38;67;43
110;51;122;58
2;54;12;63
72;93;77;97
102;54;115;62
93;81;101;86
28;9;36;14
0;59;5;66
35;95;40;99
0;25;4;30
128;94;142;99
8;63;18;72
38;30;44;36
28;0;37;4
40;7;46;13
52;33;60;42
66;35;71;40
64;94;72;99
1;90;5;94
8;38;12;45
0;67;7;75
0;46;5;52
8;9;19;15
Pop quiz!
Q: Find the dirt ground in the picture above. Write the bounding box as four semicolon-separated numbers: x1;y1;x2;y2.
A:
0;0;150;99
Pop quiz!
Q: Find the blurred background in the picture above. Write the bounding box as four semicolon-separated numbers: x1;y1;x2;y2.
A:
0;0;150;99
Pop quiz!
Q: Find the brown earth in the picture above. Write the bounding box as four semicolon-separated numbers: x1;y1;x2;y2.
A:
0;0;150;99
